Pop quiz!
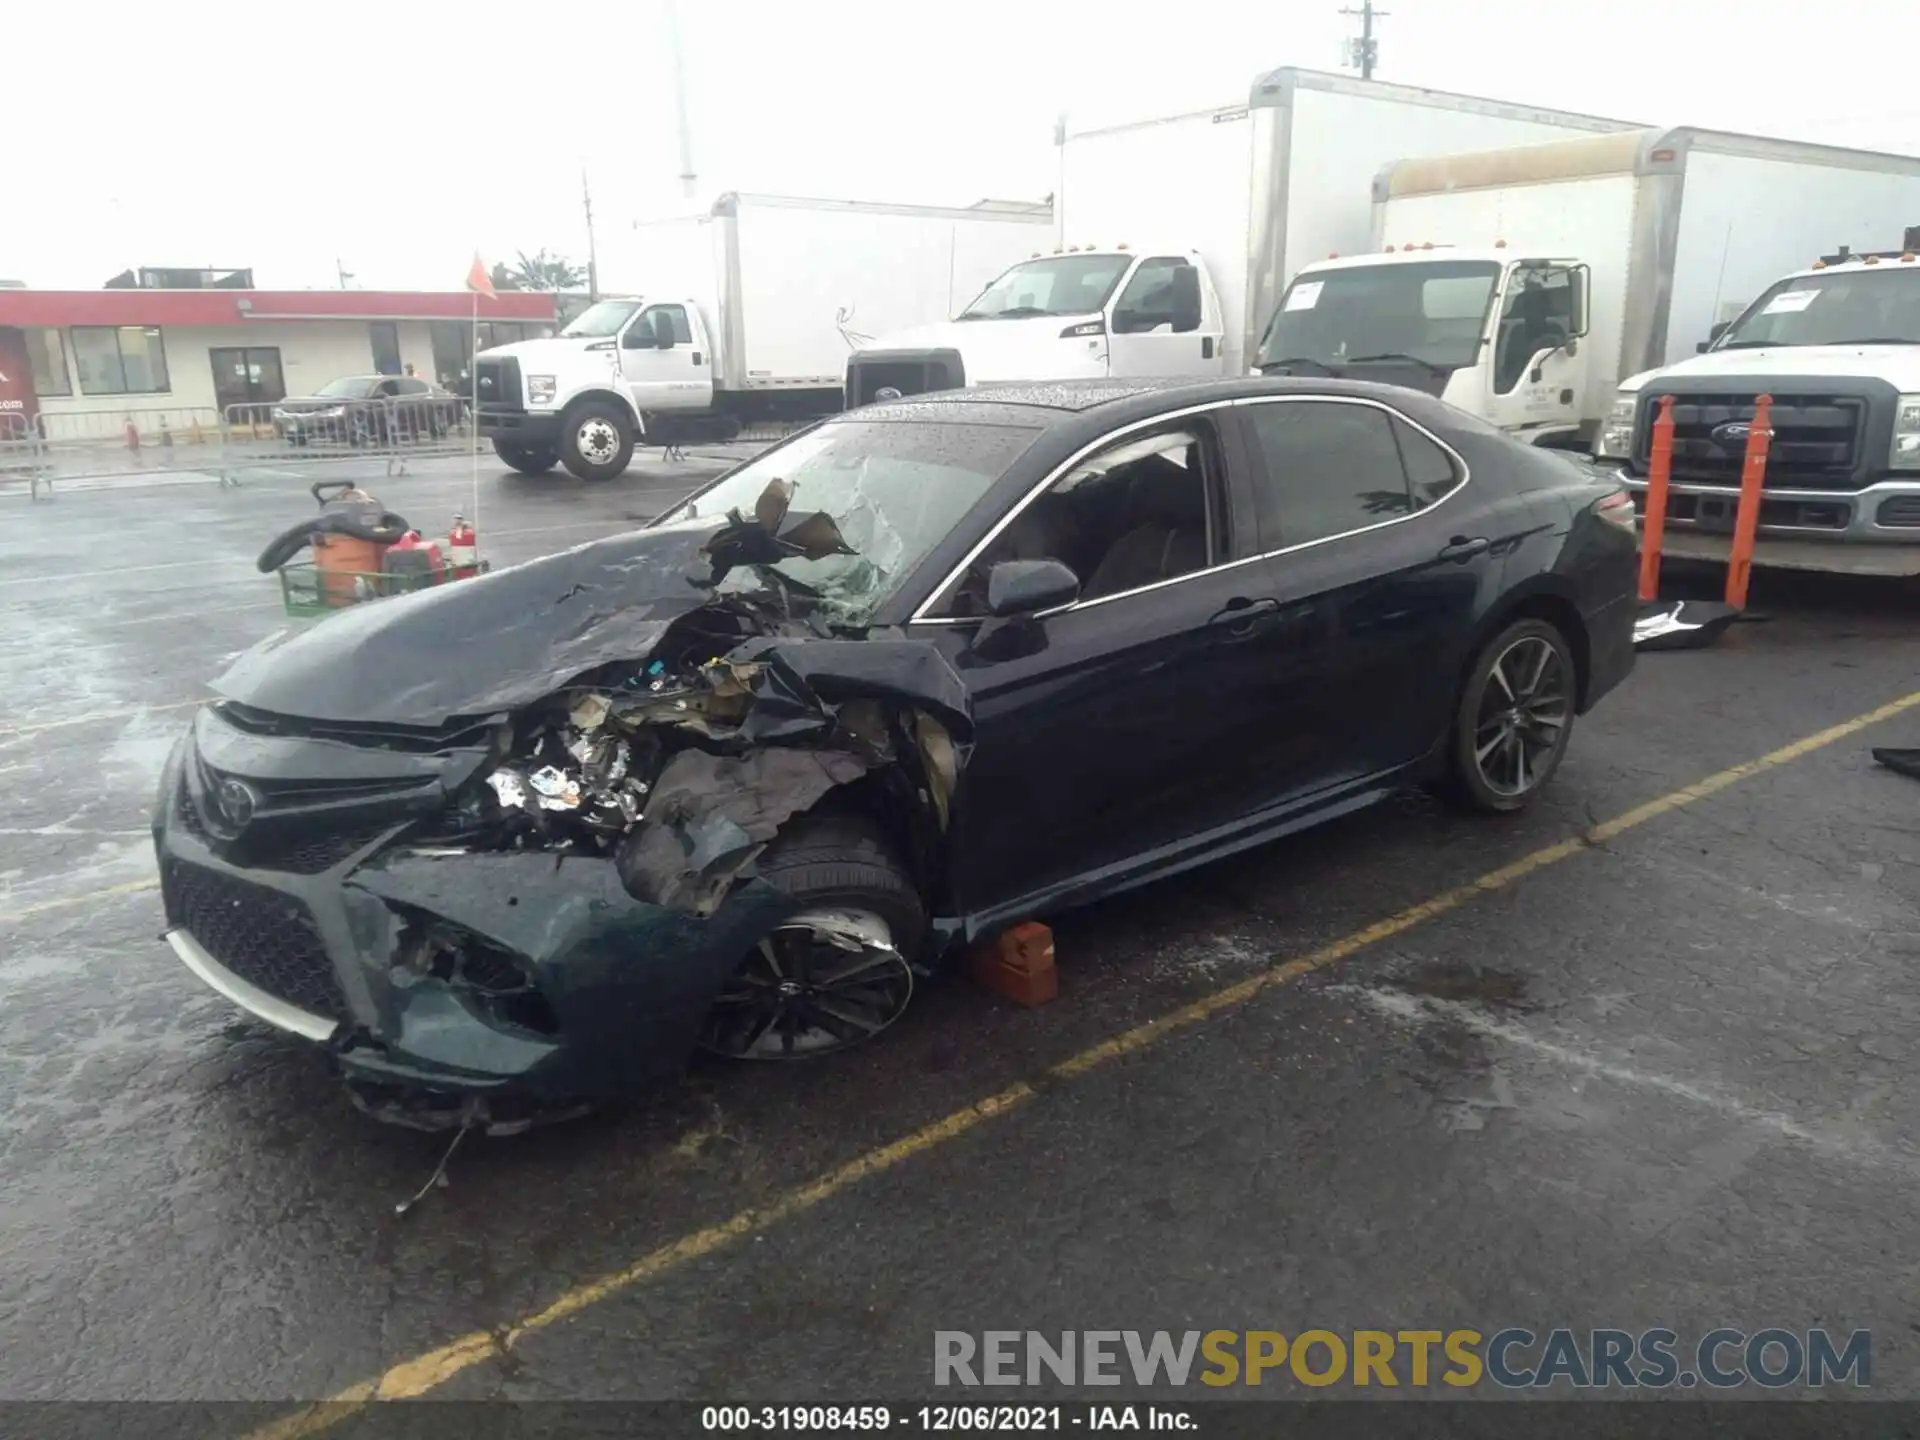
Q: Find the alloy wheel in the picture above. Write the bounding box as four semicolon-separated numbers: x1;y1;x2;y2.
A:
700;908;912;1060
1471;634;1570;799
576;417;621;466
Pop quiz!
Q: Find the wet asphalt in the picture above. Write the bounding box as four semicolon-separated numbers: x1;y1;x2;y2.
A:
2;449;1919;1411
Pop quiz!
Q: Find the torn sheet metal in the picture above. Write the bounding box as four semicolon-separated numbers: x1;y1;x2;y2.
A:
1633;599;1740;651
1871;748;1920;781
725;637;975;744
616;747;874;915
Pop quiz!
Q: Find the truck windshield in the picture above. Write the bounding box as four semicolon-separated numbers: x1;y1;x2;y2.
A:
654;419;1041;626
561;301;642;338
1714;268;1920;349
958;255;1131;319
1257;261;1501;370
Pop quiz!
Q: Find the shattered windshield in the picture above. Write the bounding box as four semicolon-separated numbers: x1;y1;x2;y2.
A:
958;255;1132;319
658;419;1040;624
561;300;642;338
1714;268;1920;348
1257;261;1501;369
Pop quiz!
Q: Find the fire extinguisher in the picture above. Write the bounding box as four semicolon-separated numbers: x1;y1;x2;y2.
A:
447;514;478;580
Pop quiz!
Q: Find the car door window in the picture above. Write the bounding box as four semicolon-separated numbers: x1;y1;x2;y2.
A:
1493;266;1575;395
929;422;1228;617
395;378;430;396
1242;400;1422;549
1389;415;1463;509
1112;257;1198;334
373;379;401;399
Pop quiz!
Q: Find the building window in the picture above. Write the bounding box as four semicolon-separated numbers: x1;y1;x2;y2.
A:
370;322;402;375
72;326;171;395
26;328;70;396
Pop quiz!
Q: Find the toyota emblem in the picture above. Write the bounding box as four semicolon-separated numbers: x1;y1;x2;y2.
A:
214;778;259;830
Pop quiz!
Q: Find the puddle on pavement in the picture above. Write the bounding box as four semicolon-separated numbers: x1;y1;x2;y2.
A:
1386;960;1540;1013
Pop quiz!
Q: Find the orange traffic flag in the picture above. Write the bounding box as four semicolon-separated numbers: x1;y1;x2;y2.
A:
465;252;496;299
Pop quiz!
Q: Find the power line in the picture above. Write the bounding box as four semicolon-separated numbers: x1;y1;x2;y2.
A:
1339;0;1388;80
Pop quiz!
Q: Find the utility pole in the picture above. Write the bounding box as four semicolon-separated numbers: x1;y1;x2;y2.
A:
1339;0;1387;80
664;0;697;199
582;167;600;302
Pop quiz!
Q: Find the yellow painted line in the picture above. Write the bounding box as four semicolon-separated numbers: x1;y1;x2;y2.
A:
228;685;1916;1430
0;878;159;924
0;698;203;740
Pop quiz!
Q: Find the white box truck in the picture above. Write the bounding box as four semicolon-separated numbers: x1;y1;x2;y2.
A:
844;68;1633;404
1258;128;1920;468
477;193;1051;480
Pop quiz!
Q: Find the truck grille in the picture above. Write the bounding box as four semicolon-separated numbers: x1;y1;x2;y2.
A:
1638;392;1864;492
475;356;523;413
846;350;966;408
163;860;348;1022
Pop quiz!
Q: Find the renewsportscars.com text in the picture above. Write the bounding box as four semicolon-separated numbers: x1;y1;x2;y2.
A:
934;1328;1871;1390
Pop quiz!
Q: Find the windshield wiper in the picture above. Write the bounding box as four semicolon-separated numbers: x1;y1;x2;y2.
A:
1344;352;1444;375
960;305;1051;321
1713;339;1782;350
1260;356;1335;374
1836;337;1920;346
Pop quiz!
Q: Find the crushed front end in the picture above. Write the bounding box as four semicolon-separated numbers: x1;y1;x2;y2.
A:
155;499;971;1127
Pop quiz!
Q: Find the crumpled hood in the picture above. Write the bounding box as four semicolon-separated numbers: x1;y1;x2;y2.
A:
858;316;1109;383
215;519;728;728
1627;343;1920;390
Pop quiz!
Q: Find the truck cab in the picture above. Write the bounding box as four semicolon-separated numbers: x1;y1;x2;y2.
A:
475;297;721;481
1256;249;1594;445
1592;254;1920;574
845;249;1226;405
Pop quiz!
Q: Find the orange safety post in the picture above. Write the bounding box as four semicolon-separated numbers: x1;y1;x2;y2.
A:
1725;393;1773;611
1637;395;1676;603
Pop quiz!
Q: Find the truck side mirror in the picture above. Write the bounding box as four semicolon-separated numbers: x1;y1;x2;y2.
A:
1698;320;1730;354
1568;265;1590;337
1169;266;1202;333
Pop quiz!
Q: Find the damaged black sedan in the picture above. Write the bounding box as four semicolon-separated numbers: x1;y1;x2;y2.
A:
154;377;1637;1127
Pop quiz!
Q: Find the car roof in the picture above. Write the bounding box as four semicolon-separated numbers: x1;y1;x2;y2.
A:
839;375;1457;427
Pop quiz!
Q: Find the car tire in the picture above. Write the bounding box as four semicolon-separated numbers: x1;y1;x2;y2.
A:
699;814;926;1061
1444;618;1577;814
558;399;634;481
492;439;557;475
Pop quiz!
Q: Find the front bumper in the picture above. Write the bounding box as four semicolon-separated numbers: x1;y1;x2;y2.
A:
1612;468;1920;559
476;406;559;447
153;724;795;1101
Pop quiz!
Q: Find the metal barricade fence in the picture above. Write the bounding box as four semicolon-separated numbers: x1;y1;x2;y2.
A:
30;406;228;487
218;393;473;484
0;410;52;500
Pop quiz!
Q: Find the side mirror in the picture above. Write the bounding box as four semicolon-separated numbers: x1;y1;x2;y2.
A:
1169;266;1202;333
986;558;1079;617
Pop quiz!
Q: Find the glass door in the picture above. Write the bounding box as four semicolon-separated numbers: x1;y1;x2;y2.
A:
209;347;286;415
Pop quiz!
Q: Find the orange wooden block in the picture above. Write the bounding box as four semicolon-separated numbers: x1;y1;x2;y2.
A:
969;921;1058;1007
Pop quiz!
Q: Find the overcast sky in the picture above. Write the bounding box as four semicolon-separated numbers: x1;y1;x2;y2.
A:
7;0;1920;291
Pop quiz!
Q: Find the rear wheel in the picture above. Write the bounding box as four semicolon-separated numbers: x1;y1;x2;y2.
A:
492;438;557;474
699;815;925;1061
1445;618;1576;814
559;399;634;481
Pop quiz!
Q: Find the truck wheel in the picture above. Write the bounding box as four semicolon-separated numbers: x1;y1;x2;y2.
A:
559;399;634;482
492;438;557;475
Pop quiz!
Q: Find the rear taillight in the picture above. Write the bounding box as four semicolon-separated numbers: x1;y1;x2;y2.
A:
1594;491;1638;532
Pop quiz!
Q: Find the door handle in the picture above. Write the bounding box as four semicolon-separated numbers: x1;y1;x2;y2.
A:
1207;595;1281;638
692;352;704;366
1437;536;1491;563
